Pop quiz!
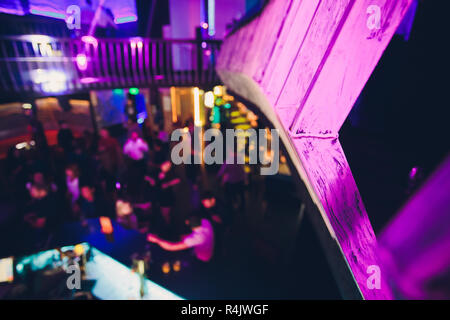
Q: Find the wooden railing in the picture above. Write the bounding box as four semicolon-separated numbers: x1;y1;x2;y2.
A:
0;35;222;99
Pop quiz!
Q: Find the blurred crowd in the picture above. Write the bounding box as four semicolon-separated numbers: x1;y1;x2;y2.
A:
3;114;247;267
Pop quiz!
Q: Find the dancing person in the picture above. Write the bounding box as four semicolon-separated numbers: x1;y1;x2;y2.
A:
147;216;214;263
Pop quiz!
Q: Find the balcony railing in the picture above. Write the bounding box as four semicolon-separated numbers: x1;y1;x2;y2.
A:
0;35;222;99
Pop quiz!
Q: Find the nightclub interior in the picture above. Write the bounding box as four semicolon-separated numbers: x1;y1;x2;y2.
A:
0;0;448;302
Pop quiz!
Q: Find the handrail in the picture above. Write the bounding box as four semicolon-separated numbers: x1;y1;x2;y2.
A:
0;36;222;100
0;35;223;44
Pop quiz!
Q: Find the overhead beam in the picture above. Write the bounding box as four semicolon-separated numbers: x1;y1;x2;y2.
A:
217;0;413;299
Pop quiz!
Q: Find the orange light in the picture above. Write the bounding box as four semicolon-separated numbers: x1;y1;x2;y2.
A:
193;87;202;126
170;87;178;123
100;216;113;234
162;262;171;274
74;244;85;256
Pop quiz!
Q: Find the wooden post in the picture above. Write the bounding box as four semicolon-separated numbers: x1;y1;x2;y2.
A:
217;0;414;299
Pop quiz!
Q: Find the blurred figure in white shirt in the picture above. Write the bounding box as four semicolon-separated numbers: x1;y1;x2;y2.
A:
123;131;149;161
123;131;149;198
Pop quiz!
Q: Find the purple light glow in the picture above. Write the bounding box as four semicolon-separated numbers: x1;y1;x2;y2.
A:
396;0;418;41
81;36;98;48
130;40;143;49
76;54;88;71
80;77;99;84
380;156;450;299
409;167;418;179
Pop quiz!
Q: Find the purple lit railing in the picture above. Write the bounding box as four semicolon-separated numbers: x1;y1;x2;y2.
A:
0;35;222;98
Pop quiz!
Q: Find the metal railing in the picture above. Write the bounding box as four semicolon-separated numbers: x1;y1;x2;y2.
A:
0;35;222;99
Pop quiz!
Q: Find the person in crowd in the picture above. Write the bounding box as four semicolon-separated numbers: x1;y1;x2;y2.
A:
157;130;169;145
151;139;169;167
50;143;68;184
27;115;49;158
198;191;225;225
76;182;110;220
147;216;214;263
6;147;29;205
128;178;154;227
22;183;58;249
83;130;98;156
217;153;246;215
124;119;142;137
64;164;81;208
57;120;74;154
98;128;122;191
190;183;201;213
6;147;25;181
141;118;155;149
146;160;180;225
125;97;137;122
123;131;149;197
185;120;200;186
68;137;100;181
198;191;228;258
123;131;149;162
26;171;57;194
115;198;139;230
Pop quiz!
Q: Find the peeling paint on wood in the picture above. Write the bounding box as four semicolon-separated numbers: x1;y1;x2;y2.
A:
294;137;392;299
217;0;414;299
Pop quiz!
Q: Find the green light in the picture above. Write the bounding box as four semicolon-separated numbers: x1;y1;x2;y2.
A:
129;88;139;95
224;103;231;109
212;106;221;124
113;88;124;94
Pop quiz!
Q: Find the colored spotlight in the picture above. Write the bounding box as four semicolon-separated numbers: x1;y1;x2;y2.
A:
193;87;201;126
129;88;139;95
81;35;98;48
76;53;88;71
115;15;138;24
204;91;214;108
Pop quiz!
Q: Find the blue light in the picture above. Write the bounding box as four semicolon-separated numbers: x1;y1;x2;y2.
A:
115;15;138;24
30;9;65;20
208;0;215;36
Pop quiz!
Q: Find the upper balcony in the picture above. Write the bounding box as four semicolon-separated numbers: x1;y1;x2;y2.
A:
0;35;222;102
